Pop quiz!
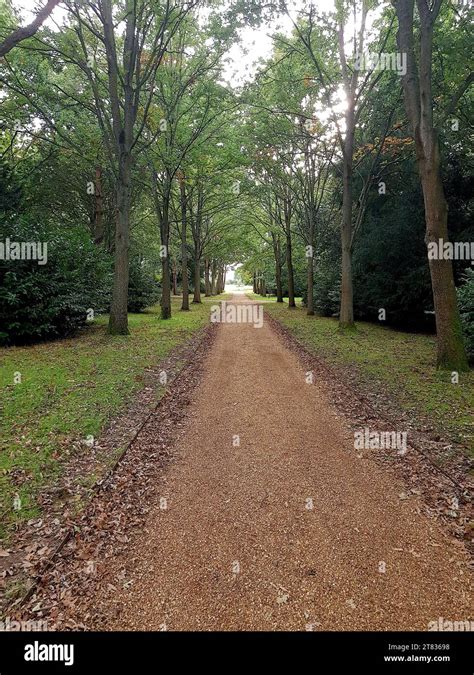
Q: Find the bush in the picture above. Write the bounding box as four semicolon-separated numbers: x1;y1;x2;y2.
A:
313;258;341;317
0;222;112;345
352;194;434;330
457;269;474;364
127;257;160;312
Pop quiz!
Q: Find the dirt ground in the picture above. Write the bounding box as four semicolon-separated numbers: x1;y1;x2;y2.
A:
89;294;471;631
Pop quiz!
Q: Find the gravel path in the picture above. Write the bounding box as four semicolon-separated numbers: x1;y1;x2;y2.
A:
102;294;471;631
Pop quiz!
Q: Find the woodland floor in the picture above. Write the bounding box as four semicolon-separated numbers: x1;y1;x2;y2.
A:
0;297;223;541
9;293;472;631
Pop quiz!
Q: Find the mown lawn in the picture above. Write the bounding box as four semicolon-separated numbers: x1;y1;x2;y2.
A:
250;294;473;452
0;296;224;537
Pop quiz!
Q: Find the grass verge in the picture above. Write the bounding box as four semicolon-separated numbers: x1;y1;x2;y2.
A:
250;294;473;453
0;296;225;538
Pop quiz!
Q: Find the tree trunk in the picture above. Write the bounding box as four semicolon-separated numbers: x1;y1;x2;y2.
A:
108;155;131;335
160;190;171;320
204;258;211;297
286;232;296;308
220;267;226;293
253;271;257;294
161;255;171;319
395;0;468;370
105;0;133;336
172;259;178;296
339;121;355;328
216;266;224;294
307;256;314;316
211;260;217;295
272;234;283;302
180;178;189;311
93;166;104;245
222;266;226;293
420;145;468;370
191;188;202;303
193;244;201;303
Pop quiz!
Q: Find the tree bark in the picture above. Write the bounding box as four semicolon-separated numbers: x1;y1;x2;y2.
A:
395;0;468;370
271;232;283;302
307;254;314;316
172;259;178;296
193;245;201;303
179;176;190;311
211;259;217;295
204;258;211;296
160;189;172;320
420;145;467;369
0;0;60;57
286;231;296;308
216;265;224;294
108;154;131;335
93;166;104;245
339;119;355;328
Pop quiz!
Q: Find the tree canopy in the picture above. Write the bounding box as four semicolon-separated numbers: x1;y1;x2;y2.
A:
0;0;472;366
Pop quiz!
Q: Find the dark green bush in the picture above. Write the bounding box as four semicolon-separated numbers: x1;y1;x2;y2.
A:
0;222;112;345
127;256;160;312
457;269;474;364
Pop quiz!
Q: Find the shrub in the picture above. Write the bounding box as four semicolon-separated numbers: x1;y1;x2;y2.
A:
457;269;474;364
0;221;112;345
127;256;160;312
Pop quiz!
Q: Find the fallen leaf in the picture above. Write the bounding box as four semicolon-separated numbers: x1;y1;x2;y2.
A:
276;593;289;605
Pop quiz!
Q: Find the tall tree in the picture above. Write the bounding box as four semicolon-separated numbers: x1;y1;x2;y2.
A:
393;0;470;369
284;0;395;328
177;170;190;310
70;0;197;332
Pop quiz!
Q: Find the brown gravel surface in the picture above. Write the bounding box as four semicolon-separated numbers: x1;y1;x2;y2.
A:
94;294;471;631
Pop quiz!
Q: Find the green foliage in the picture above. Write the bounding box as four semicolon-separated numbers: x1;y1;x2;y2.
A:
0;0;471;358
352;180;432;329
0;222;112;345
313;256;341;317
458;269;474;364
127;257;160;312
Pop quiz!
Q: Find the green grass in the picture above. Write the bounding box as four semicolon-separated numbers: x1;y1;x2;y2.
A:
0;296;225;538
254;294;473;453
247;293;303;304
